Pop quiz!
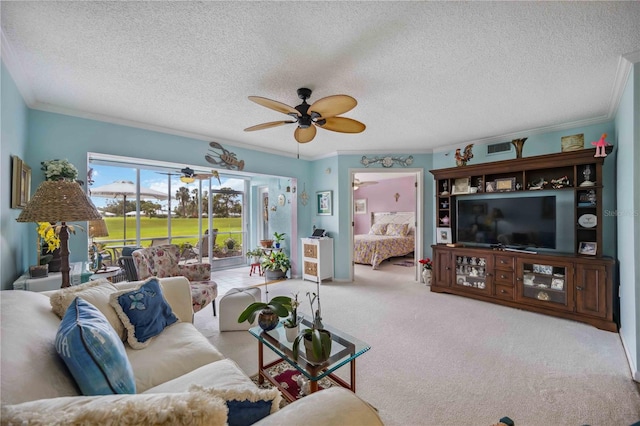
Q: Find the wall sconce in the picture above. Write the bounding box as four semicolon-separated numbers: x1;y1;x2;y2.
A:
394;193;400;202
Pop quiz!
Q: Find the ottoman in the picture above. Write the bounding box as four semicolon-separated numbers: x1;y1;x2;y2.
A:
219;287;262;331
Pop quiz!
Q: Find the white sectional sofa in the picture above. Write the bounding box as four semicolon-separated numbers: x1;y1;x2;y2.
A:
0;276;383;425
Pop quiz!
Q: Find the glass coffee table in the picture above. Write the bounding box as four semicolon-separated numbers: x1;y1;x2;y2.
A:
249;315;370;402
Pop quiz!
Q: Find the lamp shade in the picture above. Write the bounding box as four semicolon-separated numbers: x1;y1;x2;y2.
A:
89;218;109;238
16;180;102;223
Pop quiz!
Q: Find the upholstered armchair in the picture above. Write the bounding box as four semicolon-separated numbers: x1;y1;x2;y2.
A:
132;245;217;316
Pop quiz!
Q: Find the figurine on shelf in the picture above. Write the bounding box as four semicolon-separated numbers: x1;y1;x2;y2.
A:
592;133;612;158
441;181;449;195
440;215;450;226
455;144;474;167
580;165;594;187
528;177;547;190
550;175;570;189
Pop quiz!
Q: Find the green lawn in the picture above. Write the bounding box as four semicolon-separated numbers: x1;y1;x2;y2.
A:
97;217;243;248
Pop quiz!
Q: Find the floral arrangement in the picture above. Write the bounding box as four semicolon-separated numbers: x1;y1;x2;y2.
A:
37;222;60;253
283;292;301;328
419;258;432;270
41;159;78;181
261;250;291;272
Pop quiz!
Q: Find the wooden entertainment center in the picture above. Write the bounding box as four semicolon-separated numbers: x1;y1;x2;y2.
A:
430;148;617;331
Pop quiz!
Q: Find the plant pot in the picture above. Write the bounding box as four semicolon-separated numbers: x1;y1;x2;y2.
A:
45;248;62;272
260;240;274;248
265;269;286;280
29;264;49;279
258;309;279;331
303;330;332;364
422;269;432;286
275;242;281;248
251;255;261;264
285;324;299;342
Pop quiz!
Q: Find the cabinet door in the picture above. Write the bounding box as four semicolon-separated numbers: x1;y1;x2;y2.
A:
575;263;607;318
432;249;452;288
516;259;573;311
451;252;492;295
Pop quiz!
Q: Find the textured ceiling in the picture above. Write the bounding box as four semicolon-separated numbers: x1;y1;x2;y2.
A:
2;1;639;159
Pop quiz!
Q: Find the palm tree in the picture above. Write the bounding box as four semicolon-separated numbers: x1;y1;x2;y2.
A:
175;187;191;217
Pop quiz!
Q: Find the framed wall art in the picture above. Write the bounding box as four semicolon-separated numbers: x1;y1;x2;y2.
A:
317;190;333;216
436;227;452;244
561;133;584;152
354;198;367;215
578;241;597;256
451;178;470;195
11;156;31;209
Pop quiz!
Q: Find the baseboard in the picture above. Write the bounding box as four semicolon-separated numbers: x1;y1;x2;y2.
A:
619;327;640;382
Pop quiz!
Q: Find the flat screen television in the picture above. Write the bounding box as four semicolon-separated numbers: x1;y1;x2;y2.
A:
456;194;557;249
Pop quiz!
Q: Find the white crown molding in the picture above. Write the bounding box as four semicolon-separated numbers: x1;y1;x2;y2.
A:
29;100;309;161
607;53;637;118
1;28;36;106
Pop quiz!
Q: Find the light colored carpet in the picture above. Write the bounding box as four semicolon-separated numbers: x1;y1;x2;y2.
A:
194;261;640;425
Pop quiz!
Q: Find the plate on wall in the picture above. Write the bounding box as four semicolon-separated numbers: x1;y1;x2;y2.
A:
578;213;597;228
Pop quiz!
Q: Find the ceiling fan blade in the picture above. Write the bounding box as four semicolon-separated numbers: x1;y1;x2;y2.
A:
248;96;300;116
317;117;366;133
244;120;296;132
294;126;316;143
308;95;357;118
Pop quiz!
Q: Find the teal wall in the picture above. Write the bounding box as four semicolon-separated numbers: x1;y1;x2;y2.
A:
1;62;29;288
615;64;639;380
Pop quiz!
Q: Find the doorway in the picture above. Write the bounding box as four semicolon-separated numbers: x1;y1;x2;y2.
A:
349;168;424;282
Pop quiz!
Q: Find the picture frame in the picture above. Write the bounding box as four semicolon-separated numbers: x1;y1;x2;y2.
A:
578;241;597;256
451;178;470;195
495;177;516;192
354;198;367;215
316;190;332;216
436;227;452;244
11;156;31;209
561;133;584;152
485;181;495;192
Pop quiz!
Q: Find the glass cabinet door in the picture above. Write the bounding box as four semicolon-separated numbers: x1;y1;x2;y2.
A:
518;261;572;310
453;254;490;294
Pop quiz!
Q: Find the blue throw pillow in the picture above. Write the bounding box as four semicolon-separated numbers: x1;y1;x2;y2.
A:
190;385;281;426
55;297;136;395
110;277;178;349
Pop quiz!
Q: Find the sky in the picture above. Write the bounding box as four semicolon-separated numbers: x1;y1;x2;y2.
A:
88;164;246;210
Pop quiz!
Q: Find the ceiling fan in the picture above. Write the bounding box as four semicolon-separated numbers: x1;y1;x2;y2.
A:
158;167;220;184
244;88;366;143
353;178;378;190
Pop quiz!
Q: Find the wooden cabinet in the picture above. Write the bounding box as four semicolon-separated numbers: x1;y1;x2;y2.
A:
301;238;334;283
432;245;616;331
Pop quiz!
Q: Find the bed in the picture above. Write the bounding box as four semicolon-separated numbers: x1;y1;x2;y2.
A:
354;211;415;269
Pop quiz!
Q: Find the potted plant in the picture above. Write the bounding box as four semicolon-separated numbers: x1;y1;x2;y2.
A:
260;239;274;248
419;258;433;285
273;231;286;248
261;250;290;280
245;247;264;264
283;292;301;342
225;237;236;250
237;295;292;331
292;292;332;364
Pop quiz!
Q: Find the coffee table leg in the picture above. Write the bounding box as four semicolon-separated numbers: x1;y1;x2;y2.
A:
309;379;319;394
351;358;356;392
258;341;264;384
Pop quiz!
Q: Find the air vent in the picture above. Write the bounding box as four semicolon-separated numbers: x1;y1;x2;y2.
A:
487;142;512;155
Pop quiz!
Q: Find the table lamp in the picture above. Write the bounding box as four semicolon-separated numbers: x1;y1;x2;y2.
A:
17;180;102;288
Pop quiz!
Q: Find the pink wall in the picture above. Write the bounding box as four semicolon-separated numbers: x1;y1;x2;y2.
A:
354;175;416;234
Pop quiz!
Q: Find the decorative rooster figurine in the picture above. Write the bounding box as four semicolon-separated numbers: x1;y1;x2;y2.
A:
591;133;611;158
455;144;474;167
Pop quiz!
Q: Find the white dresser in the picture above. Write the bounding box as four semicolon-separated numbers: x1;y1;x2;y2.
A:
301;237;334;283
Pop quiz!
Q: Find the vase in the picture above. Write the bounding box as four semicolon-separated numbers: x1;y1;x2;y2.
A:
46;248;62;272
422;269;432;286
285;324;299;342
511;138;527;159
258;309;279;331
303;330;332;364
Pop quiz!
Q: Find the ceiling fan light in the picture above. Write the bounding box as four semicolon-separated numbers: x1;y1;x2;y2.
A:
180;176;195;183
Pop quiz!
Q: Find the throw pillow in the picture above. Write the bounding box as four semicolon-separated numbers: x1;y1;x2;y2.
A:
386;223;409;236
1;391;228;426
110;277;179;349
369;223;388;235
49;279;126;341
55;297;136;395
190;385;281;426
